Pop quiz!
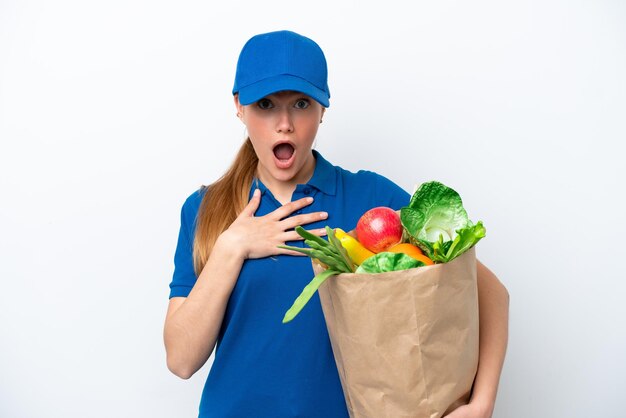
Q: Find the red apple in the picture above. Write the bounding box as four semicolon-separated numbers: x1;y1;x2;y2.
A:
356;207;403;253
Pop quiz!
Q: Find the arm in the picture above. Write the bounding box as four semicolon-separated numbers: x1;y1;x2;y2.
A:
163;192;329;379
472;260;509;414
163;236;245;379
447;260;509;417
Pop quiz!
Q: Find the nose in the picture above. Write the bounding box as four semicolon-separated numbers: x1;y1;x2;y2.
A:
276;108;294;133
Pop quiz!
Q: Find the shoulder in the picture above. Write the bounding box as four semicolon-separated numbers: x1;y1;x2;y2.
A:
330;160;389;186
351;168;400;188
183;186;207;207
179;186;208;224
334;165;410;209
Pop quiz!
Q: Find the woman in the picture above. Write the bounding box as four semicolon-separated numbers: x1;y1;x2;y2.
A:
164;30;509;418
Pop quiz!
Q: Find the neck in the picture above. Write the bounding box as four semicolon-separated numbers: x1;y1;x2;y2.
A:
256;152;316;205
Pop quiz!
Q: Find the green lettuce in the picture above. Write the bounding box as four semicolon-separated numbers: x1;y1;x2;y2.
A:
400;181;485;263
355;252;425;274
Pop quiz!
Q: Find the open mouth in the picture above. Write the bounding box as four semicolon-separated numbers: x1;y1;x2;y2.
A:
272;142;296;169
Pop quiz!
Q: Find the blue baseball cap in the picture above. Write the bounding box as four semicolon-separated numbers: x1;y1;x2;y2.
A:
232;30;330;107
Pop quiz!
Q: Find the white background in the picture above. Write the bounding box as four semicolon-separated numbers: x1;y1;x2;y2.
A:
1;1;625;417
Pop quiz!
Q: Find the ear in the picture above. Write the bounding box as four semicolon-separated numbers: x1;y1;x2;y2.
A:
234;94;244;119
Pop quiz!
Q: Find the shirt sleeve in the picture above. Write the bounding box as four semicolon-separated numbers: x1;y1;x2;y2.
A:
168;189;203;299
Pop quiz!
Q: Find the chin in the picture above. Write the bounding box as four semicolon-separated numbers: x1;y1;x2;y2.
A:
271;166;300;183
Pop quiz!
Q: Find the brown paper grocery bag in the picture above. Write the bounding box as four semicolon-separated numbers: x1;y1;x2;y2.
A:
316;247;479;418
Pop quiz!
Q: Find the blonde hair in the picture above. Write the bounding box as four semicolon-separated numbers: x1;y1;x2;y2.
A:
192;138;258;276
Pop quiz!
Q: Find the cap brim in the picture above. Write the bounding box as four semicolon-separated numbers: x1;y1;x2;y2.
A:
237;74;330;107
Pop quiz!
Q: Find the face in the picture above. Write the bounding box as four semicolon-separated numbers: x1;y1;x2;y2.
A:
235;91;325;189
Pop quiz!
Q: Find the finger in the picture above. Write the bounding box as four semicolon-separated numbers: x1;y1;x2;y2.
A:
276;247;308;257
269;197;314;221
280;211;328;230
281;228;327;242
239;189;261;217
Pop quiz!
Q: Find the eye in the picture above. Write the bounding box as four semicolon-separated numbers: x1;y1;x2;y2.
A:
257;98;273;109
294;99;310;109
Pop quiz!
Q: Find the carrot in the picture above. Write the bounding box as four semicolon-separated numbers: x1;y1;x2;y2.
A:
386;243;434;266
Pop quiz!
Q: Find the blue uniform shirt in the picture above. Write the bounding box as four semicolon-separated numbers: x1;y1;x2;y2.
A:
169;150;410;418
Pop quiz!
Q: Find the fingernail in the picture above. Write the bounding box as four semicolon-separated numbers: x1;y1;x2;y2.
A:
320;212;328;219
253;188;260;197
306;197;313;203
